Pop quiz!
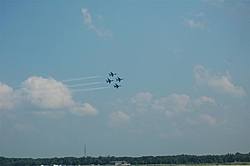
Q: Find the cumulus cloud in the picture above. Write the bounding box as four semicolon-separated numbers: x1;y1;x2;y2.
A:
131;93;219;130
0;76;99;117
131;91;217;118
21;76;74;109
131;92;152;112
108;111;131;127
199;114;217;125
193;96;217;107
69;103;99;116
152;93;192;117
0;83;15;109
194;65;246;98
186;113;217;126
82;7;113;38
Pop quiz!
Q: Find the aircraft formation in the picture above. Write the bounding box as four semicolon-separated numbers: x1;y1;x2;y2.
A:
106;72;123;89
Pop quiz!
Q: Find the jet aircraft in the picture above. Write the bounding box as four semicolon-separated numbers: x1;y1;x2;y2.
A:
113;83;121;89
116;77;123;82
109;72;117;77
106;78;114;84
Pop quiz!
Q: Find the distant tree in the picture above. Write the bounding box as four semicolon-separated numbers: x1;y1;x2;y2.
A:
1;152;250;165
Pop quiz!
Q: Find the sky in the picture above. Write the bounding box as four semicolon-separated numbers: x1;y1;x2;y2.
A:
0;0;249;158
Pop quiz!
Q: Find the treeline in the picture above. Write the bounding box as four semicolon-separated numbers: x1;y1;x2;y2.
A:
1;152;250;166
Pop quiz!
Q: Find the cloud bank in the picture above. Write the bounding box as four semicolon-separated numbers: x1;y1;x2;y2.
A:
108;111;131;127
69;103;99;116
131;92;152;112
131;92;217;126
194;65;246;98
21;76;74;109
0;76;99;118
0;82;16;109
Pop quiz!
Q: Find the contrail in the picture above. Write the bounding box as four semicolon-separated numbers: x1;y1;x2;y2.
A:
72;87;110;92
61;76;101;83
67;82;102;88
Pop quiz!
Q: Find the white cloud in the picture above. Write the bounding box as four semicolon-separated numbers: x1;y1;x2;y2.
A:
131;92;219;135
194;65;246;98
199;114;217;125
0;83;15;109
131;92;152;105
193;96;217;107
131;92;152;112
186;113;217;126
182;11;210;31
69;103;99;116
82;7;113;38
0;76;100;117
152;93;191;117
21;76;74;109
108;111;131;127
82;7;95;29
187;19;206;30
132;92;217;118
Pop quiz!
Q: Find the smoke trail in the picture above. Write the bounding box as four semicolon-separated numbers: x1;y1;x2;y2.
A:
72;87;110;92
67;82;102;88
61;76;101;83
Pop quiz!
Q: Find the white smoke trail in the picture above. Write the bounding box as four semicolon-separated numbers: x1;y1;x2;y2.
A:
67;82;102;88
72;87;110;92
61;76;101;83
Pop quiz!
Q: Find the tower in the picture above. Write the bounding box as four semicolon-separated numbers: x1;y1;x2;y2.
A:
84;144;86;157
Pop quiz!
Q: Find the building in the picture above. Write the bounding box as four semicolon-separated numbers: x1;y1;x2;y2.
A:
109;161;130;165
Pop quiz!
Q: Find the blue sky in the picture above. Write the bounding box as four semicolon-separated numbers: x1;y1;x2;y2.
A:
1;0;249;158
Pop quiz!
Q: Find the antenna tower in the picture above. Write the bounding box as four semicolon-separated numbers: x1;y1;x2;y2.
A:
84;144;86;157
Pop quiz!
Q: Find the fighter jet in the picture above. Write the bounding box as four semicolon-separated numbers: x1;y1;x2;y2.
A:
106;78;114;84
116;77;123;82
114;83;121;89
109;72;117;77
